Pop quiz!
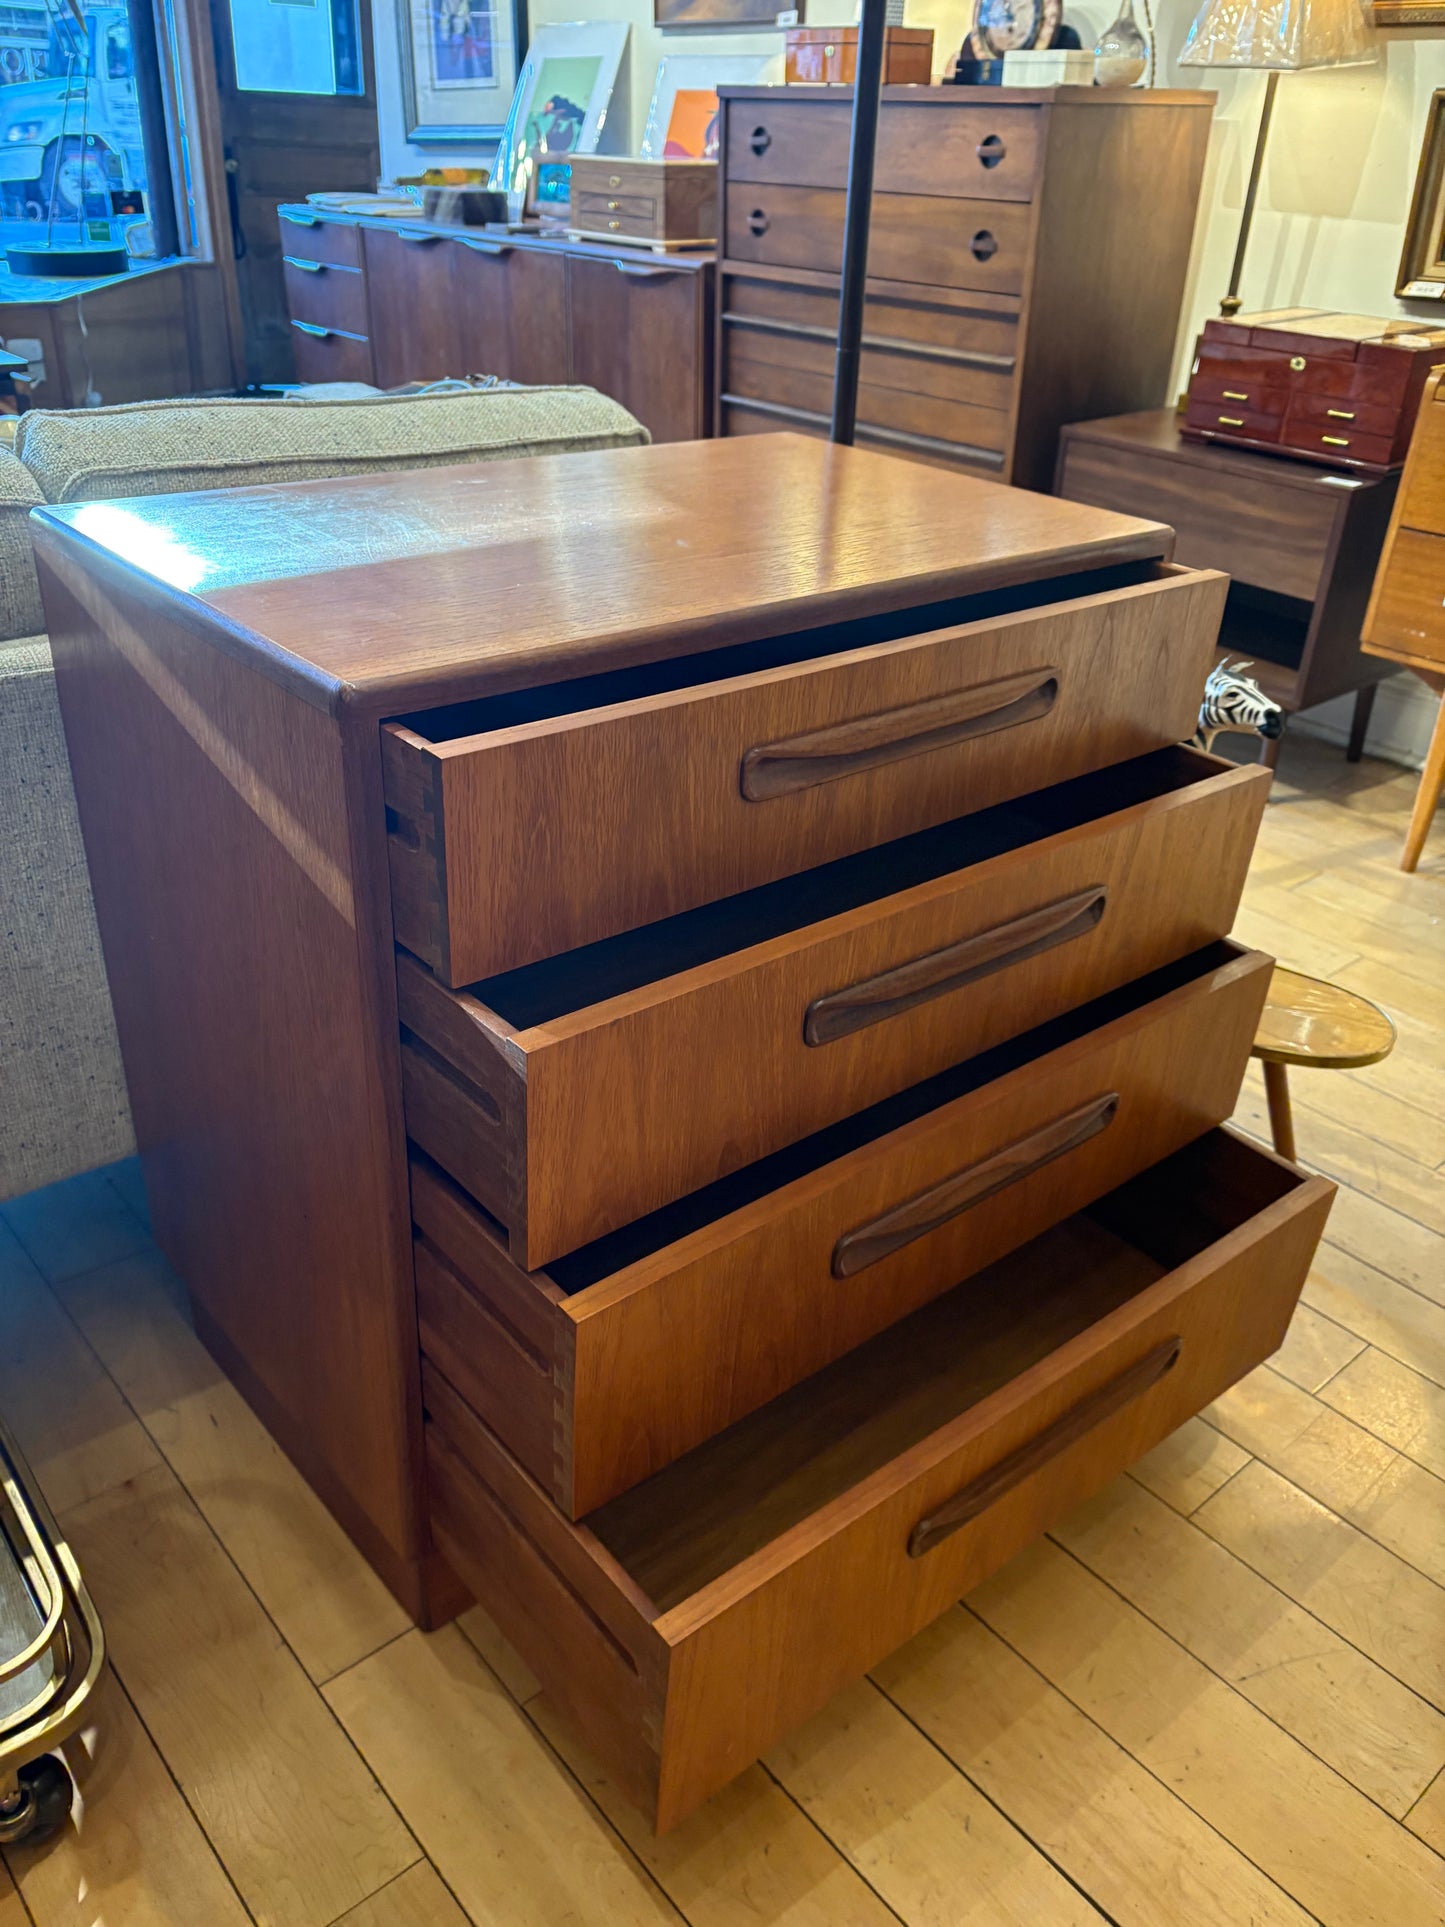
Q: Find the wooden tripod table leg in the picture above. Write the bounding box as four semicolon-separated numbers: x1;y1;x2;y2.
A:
1402;689;1445;873
1262;1060;1296;1162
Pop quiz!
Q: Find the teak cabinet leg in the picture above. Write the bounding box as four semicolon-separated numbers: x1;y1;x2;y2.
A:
1262;1059;1296;1162
1347;683;1377;764
1401;691;1445;874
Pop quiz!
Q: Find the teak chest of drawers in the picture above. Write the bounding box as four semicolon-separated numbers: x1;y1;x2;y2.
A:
36;435;1332;1832
715;85;1214;488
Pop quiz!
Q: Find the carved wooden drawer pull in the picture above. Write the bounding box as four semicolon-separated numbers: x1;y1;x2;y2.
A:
976;133;1006;168
971;230;999;262
750;125;771;155
804;885;1107;1046
831;1090;1119;1278
907;1336;1183;1557
740;667;1058;801
748;208;770;236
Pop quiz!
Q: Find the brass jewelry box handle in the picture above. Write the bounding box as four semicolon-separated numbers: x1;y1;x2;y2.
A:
831;1090;1119;1279
804;885;1107;1046
1322;435;1350;448
907;1335;1183;1557
740;667;1059;801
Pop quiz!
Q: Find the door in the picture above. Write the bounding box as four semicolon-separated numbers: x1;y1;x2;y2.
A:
566;254;705;443
209;0;379;385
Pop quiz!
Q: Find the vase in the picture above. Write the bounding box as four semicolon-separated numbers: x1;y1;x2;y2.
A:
1095;0;1150;85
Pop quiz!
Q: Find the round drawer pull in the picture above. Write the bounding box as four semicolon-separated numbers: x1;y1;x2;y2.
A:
750;126;771;156
608;174;622;188
970;229;999;262
748;207;770;237
608;219;621;230
1290;355;1307;371
824;42;837;54
976;133;1006;168
607;199;620;210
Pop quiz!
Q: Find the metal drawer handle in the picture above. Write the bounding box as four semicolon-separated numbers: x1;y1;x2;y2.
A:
976;133;1006;168
615;260;682;277
805;886;1107;1047
971;229;999;262
1218;415;1244;427
748;207;770;237
831;1091;1119;1279
397;227;442;243
284;255;325;273
1322;435;1350;447
1327;408;1355;421
750;125;771;155
459;237;513;256
292;320;332;338
740;666;1058;802
1223;388;1247;400
284;211;320;227
907;1336;1183;1557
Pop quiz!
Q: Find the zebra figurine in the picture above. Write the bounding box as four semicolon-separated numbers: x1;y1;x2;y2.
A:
1191;659;1285;754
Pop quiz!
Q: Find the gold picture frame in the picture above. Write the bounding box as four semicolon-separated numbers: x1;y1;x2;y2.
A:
1374;0;1445;24
1399;90;1445;301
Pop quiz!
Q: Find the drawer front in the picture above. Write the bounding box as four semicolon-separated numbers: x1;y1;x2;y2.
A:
1195;343;1409;409
1188;365;1287;415
283;257;369;336
399;755;1269;1270
1364;526;1445;668
722;271;1020;368
383;566;1226;986
289;320;374;385
726;101;1041;202
723;307;1015;414
415;947;1272;1510
726;185;1030;295
1288;391;1398;438
575;192;658;226
1184;400;1282;444
1279;416;1396;469
276;210;363;268
425;1128;1333;1829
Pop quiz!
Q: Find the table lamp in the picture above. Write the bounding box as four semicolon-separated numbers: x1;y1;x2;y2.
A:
1178;0;1377;316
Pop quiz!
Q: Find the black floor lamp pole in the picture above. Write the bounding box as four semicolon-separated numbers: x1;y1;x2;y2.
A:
831;0;889;444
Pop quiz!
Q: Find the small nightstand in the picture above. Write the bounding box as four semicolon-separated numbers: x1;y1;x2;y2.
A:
1056;409;1401;767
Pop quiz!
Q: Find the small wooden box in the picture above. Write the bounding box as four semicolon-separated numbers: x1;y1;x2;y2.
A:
1183;308;1445;474
567;157;717;249
784;26;935;85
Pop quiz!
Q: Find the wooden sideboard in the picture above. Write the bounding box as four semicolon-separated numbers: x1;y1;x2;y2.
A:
36;435;1331;1832
715;85;1214;489
277;204;714;443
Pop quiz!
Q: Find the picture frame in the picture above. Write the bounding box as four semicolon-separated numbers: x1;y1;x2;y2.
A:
654;0;802;27
640;52;781;161
397;0;530;145
1398;89;1445;301
491;19;631;206
1373;0;1445;24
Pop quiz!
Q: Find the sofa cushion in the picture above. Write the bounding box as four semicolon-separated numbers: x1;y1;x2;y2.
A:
0;634;133;1197
13;385;649;504
0;447;46;641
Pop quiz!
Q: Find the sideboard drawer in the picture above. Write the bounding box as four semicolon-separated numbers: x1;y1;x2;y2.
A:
725;99;1041;202
725;185;1031;295
398;749;1268;1267
424;1125;1332;1829
277;209;363;267
411;942;1272;1508
289;319;374;385
383;563;1226;986
283;256;369;337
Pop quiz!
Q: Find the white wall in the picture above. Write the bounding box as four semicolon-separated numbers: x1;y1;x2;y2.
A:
374;0;1445;765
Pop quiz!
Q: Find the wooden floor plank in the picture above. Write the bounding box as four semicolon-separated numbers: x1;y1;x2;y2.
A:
56;1249;412;1684
763;1678;1106;1926
0;1863;26;1927
323;1628;682;1927
61;1464;416;1927
1207;1365;1445;1588
1302;1243;1445;1390
1275;868;1445;955
1269;1300;1367;1395
875;1606;1312;1927
1051;1476;1445;1816
1229;1082;1445;1234
969;1538;1445;1927
1128;1416;1251;1516
1319;1185;1445;1309
1336;956;1445;1035
1236;1046;1445;1165
0;1170;150;1284
2;1674;252;1927
326;1863;470;1927
529;1690;901;1927
0;1223;160;1515
1405;1768;1445;1859
1318;1347;1445;1481
456;1604;540;1705
1195;1460;1445;1710
1230;904;1361;981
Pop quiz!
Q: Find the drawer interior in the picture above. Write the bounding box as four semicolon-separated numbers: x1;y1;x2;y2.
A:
581;1127;1306;1612
540;937;1248;1295
462;745;1232;1029
394;558;1167;744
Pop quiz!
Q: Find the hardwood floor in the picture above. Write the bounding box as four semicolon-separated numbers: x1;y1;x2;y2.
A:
2;732;1441;1927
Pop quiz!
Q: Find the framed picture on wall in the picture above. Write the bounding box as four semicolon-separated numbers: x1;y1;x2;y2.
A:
1398;90;1445;300
397;0;530;143
654;0;802;25
492;19;630;205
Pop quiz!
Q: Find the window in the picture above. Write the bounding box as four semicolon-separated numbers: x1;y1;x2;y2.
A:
227;0;364;97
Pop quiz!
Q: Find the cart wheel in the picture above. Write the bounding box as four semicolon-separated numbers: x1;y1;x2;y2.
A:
0;1756;74;1848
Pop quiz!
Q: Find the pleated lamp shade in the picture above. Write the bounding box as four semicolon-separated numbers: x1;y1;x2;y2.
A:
1178;0;1377;68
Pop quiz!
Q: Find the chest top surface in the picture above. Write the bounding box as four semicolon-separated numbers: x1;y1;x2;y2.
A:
33;434;1172;717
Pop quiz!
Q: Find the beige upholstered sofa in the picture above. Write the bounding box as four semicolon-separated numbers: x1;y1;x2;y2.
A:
0;385;648;1199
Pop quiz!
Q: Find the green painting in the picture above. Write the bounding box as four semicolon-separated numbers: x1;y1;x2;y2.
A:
523;55;602;158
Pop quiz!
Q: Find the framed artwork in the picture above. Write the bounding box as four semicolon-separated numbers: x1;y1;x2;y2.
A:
396;0;529;143
639;52;780;161
1373;0;1445;23
492;21;630;206
654;0;801;26
1399;90;1445;301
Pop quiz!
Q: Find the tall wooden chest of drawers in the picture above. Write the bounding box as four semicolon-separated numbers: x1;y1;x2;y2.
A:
715;85;1214;489
36;435;1332;1833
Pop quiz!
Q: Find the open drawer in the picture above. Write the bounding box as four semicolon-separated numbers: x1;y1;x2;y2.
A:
425;1126;1334;1832
411;941;1271;1514
382;561;1227;985
398;747;1269;1266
